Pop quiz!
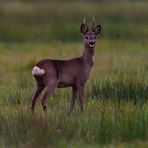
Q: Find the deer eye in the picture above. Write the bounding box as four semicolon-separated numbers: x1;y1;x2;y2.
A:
85;36;88;39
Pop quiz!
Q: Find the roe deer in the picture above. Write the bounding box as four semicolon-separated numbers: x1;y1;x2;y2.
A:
31;17;101;113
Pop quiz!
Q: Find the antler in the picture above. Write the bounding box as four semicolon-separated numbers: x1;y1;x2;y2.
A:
92;15;95;30
83;17;87;24
81;16;89;34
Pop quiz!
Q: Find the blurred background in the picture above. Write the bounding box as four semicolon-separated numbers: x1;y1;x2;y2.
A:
0;0;148;93
0;1;148;147
0;0;147;42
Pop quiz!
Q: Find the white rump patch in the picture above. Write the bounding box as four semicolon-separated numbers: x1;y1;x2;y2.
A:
32;66;45;76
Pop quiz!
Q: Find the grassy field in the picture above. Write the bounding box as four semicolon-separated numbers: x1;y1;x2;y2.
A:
0;0;148;147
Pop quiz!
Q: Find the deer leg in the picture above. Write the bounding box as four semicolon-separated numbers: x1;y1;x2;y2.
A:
78;86;85;112
70;86;77;112
40;84;56;112
31;85;44;113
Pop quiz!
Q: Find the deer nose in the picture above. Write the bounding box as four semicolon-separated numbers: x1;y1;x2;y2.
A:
89;42;95;48
89;42;95;45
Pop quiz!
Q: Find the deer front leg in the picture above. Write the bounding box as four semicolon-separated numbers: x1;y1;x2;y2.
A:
78;86;85;112
70;86;77;112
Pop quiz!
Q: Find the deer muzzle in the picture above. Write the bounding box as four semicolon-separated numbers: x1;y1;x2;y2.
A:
89;42;95;48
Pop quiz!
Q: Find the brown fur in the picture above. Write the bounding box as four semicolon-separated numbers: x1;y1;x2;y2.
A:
31;20;101;113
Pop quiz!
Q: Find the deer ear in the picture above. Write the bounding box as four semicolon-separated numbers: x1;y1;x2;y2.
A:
93;25;101;35
80;24;89;35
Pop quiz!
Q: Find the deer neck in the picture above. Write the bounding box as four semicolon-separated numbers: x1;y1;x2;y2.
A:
82;47;94;67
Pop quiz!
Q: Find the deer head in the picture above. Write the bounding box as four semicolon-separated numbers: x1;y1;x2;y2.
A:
80;16;101;48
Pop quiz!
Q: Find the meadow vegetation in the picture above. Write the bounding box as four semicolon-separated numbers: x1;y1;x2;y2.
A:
0;0;148;147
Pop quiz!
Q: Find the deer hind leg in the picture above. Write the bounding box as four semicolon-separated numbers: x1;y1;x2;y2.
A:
31;83;45;113
78;85;85;112
40;82;57;112
70;86;77;112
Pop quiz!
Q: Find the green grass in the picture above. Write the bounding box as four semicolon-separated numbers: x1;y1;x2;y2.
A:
0;0;148;147
0;100;147;147
0;40;148;147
